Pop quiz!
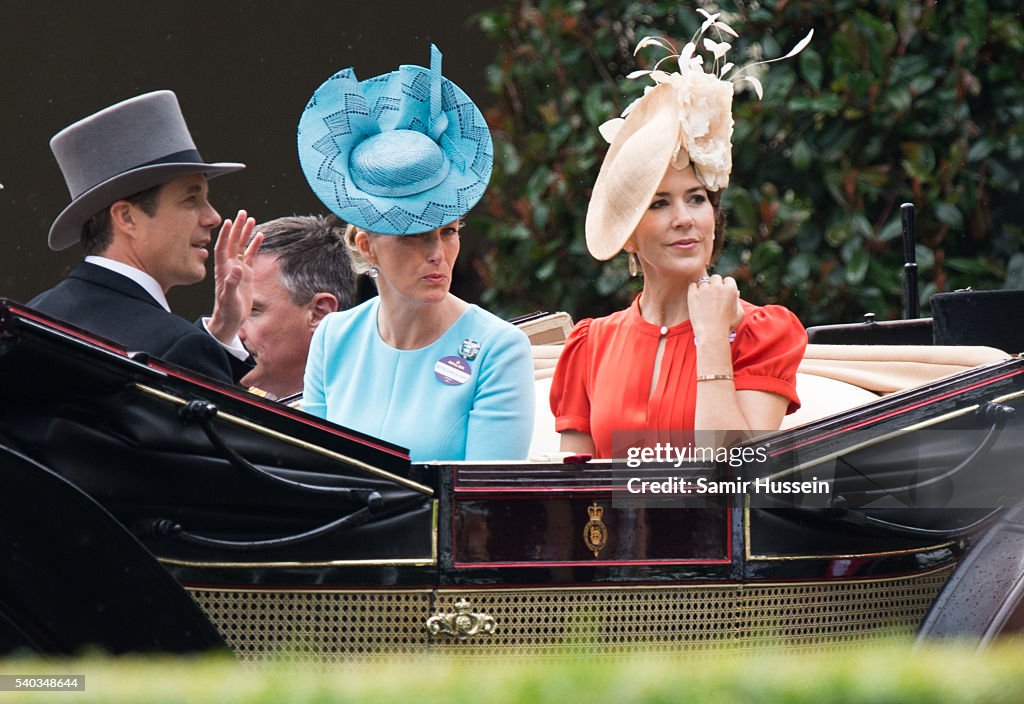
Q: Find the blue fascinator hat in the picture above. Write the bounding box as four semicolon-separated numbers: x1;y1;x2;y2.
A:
298;45;493;235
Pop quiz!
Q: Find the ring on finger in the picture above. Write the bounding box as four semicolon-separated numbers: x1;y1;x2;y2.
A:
697;275;711;287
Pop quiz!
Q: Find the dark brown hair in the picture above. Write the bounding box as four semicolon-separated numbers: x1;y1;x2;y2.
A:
708;189;727;264
80;184;162;255
253;214;357;310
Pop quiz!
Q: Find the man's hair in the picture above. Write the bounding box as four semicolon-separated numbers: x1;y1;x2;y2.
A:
80;184;163;255
253;214;357;309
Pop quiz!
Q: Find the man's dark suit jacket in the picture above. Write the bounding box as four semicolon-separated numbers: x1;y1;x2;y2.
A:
28;262;248;384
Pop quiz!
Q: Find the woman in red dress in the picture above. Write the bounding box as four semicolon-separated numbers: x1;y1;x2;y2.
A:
551;19;812;458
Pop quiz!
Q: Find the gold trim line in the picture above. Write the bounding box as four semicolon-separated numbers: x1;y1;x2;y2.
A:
991;389;1024;405
766;403;980;481
134;383;433;496
743;495;957;561
159;556;436;568
434;563;957;593
185;586;436;595
431;499;439;563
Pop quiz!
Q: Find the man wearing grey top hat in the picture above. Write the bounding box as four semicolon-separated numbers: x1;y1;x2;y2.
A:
29;90;262;384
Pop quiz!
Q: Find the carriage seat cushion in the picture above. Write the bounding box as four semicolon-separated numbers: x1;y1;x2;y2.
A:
798;343;1011;394
527;342;1012;454
778;373;877;430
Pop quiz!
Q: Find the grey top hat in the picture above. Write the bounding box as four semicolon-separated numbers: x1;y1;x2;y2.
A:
48;90;244;251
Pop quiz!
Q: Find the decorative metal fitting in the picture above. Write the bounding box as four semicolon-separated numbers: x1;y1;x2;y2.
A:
583;502;608;557
426;599;496;639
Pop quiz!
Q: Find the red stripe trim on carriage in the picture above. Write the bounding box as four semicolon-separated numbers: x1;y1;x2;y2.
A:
456;485;626;493
9;303;410;459
452;558;733;568
771;367;1024;457
440;563;951;584
452;488;737;509
12;305;129;355
177;581;438;591
451;501;733;566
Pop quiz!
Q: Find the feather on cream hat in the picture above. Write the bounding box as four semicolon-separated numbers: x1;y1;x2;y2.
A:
585;10;812;260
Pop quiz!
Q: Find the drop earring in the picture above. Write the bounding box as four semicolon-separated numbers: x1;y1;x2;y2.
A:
627;251;640;278
367;266;379;279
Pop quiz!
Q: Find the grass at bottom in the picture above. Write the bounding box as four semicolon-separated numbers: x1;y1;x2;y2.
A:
2;639;1024;703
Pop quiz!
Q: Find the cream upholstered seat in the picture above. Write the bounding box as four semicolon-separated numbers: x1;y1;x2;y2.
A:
779;373;877;430
796;344;1010;394
527;339;1012;453
529;376;562;457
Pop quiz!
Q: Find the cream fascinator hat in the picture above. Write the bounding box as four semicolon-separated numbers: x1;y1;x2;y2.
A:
585;10;813;260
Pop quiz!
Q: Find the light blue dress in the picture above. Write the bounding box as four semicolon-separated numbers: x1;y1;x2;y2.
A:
303;298;535;462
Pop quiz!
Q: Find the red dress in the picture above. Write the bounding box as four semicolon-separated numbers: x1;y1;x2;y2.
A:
550;296;807;458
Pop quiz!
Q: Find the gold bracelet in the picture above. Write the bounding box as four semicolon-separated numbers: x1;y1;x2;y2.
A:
696;373;733;382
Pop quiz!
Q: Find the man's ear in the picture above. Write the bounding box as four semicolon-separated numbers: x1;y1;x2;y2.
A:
308;293;339;329
108;201;136;235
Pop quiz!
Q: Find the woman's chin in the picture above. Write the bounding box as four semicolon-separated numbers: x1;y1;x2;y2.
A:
410;289;450;306
645;259;708;282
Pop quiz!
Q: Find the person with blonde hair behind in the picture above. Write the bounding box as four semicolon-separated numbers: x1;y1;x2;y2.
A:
551;12;812;458
297;45;534;462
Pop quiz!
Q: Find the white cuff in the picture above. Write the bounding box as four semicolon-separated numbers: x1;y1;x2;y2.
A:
202;317;250;361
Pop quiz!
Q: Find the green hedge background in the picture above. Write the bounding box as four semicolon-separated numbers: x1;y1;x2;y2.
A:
5;643;1024;703
469;0;1024;324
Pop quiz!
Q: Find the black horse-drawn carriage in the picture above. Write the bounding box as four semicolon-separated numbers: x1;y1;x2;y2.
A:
1;292;1023;660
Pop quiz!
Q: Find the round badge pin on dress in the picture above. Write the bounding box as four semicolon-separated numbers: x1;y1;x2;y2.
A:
435;356;472;385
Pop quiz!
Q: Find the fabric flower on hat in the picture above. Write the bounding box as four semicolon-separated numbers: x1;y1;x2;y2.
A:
668;67;734;190
607;11;812;192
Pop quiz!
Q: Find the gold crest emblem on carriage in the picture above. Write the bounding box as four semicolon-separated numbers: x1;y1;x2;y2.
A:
583;502;608;557
426;599;496;639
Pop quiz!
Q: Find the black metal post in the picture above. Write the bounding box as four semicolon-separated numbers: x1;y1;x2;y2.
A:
900;203;920;319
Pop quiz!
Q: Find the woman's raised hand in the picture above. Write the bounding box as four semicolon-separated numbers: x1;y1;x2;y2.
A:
687;273;745;342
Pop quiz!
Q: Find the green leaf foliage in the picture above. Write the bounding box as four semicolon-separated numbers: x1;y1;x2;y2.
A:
472;0;1024;324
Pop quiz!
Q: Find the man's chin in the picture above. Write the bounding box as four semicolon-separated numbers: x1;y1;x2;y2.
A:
171;267;208;288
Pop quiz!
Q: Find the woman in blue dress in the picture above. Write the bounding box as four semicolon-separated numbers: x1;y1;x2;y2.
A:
297;45;535;462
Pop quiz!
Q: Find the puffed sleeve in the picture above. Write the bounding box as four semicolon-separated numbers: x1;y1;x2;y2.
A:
549;318;594;434
302;314;330;419
465;325;536;461
731;305;807;414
